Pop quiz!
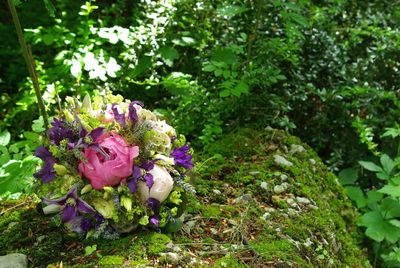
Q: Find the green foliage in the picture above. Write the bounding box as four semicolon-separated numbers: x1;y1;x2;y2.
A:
0;119;43;199
339;132;400;266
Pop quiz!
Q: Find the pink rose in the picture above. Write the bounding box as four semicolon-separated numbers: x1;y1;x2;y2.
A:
78;133;139;189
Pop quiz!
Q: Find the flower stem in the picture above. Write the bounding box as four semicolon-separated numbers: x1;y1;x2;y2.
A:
7;0;49;130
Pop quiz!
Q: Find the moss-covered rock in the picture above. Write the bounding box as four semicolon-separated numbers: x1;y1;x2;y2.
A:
0;128;370;267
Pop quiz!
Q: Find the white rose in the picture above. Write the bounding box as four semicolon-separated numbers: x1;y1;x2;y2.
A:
137;165;174;203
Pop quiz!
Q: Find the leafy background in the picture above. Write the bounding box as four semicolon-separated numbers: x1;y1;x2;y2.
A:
2;0;400;266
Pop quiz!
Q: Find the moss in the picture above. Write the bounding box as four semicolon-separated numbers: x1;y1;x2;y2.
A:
213;254;246;267
146;232;171;255
202;205;223;218
0;128;370;267
249;234;311;267
98;255;124;266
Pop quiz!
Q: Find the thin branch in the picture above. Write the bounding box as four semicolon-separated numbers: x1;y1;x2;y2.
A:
7;0;49;129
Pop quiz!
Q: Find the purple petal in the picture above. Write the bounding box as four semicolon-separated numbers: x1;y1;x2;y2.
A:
77;199;96;214
89;127;104;142
128;176;139;193
132;166;142;180
131;101;144;107
47;118;75;145
61;205;77;223
141;159;159;171
171;145;194;170
34;146;53;160
149;215;160;226
34;149;56;183
128;102;138;124
80;218;92;232
147;198;160;212
67;186;78;200
79;125;88;138
143;173;154;189
112;104;126;127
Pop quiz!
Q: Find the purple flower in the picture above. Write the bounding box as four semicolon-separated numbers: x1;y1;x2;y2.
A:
171;145;194;170
112;104;126;127
43;186;96;223
128;166;142;193
128;101;143;124
34;146;56;183
147;198;160;227
47;118;75;146
127;160;159;193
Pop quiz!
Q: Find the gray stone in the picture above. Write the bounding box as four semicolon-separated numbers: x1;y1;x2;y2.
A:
262;212;271;220
296;197;311;204
160;252;180;263
212;189;221;195
0;254;27;268
286;198;297;207
290;144;306;154
265;207;276;213
235;194;252;203
273;182;289;194
280;174;288;182
274;155;293;167
260;181;268;190
249;171;261;176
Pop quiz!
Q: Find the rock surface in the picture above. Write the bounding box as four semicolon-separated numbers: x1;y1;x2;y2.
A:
0;254;27;268
0;128;370;267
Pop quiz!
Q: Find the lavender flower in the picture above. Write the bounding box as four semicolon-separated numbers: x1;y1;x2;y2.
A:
171;145;194;170
43;186;96;223
34;146;56;183
112;104;126;127
128;101;143;124
147;198;161;227
47;118;75;146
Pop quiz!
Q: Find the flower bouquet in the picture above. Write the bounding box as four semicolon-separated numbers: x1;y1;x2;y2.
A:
34;92;195;238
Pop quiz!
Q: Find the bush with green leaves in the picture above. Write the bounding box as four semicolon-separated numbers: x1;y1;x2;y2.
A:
3;0;400;170
0;117;45;199
339;127;400;266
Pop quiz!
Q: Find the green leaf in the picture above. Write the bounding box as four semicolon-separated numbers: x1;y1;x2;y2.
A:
84;245;97;256
359;160;383;172
162;218;183;233
181;36;195;45
43;0;56;17
231;81;249;97
381;154;395;175
0;157;37;195
202;64;215;72
345;186;366;208
378;185;400;197
217;5;248;17
390;219;400;228
380;198;400;218
129;56;151;78
377;172;390;181
0;131;11;146
366;190;383;207
160;47;179;67
338;168;358;185
219;89;231;98
382;128;400;138
359;210;400;243
282;12;309;27
32;116;45;133
211;47;237;65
